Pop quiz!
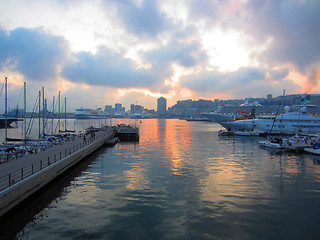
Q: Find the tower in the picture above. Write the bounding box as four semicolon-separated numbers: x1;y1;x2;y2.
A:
157;97;167;115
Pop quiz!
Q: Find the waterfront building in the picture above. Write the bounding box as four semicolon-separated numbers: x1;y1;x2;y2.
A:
157;97;167;115
115;103;122;112
130;104;135;112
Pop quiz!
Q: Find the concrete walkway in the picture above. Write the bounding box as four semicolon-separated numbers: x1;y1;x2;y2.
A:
0;128;115;216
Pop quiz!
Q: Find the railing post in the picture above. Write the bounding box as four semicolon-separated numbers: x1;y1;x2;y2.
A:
40;160;42;170
21;168;23;180
9;173;11;186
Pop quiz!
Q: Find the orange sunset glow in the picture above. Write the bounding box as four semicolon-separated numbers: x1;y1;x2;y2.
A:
0;0;318;111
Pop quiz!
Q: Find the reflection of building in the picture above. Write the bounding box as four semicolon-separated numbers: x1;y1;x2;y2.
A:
157;97;167;114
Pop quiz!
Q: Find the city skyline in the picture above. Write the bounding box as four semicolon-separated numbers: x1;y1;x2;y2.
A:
0;1;319;112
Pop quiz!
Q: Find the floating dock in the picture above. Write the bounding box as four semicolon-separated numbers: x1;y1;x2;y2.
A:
0;127;115;217
115;124;139;141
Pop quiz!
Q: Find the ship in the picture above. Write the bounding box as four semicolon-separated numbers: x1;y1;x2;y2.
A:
219;106;320;135
0;116;21;128
74;108;109;119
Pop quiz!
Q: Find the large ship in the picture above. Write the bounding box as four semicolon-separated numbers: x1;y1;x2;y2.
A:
219;106;320;135
74;108;109;119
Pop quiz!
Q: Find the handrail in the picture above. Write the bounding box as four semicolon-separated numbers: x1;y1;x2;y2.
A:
0;130;112;192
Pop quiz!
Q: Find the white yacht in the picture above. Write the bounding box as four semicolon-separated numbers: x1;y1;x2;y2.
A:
219;106;320;135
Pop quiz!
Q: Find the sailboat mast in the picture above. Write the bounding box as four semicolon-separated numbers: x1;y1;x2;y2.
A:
24;82;26;141
58;91;60;132
42;87;45;137
64;97;67;132
4;76;7;144
38;90;41;139
52;96;55;135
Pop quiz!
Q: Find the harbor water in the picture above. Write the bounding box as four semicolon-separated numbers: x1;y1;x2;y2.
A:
1;119;320;239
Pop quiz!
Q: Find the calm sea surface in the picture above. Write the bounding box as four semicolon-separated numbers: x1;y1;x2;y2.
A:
1;119;320;239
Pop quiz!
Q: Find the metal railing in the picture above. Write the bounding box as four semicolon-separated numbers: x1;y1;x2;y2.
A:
0;130;111;192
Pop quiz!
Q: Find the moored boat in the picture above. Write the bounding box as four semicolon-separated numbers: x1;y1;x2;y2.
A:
259;134;317;150
304;142;320;155
234;129;262;136
220;106;320;135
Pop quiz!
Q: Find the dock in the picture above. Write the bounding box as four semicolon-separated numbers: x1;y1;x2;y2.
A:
0;127;116;217
114;124;139;141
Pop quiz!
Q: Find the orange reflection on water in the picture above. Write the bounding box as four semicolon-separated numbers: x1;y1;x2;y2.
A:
200;157;251;204
162;119;192;175
124;165;149;191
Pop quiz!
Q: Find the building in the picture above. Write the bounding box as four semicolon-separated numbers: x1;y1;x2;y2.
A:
104;105;113;113
115;103;122;112
130;104;135;113
157;97;167;115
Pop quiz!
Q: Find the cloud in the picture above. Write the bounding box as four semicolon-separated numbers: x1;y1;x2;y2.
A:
0;27;67;81
62;47;161;88
244;0;320;71
180;66;296;98
145;37;207;68
107;0;169;38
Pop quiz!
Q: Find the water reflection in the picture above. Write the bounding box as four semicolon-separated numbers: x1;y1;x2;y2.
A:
162;120;192;175
2;119;320;239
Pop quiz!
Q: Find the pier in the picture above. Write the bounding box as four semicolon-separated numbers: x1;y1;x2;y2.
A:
0;127;116;217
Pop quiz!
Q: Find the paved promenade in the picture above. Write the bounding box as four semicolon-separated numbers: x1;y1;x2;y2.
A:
0;128;115;216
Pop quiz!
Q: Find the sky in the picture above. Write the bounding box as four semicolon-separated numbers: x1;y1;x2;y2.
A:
0;0;320;112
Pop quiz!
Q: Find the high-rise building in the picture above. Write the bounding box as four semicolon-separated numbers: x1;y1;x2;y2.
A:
104;105;113;112
157;97;167;114
115;103;122;112
130;104;135;113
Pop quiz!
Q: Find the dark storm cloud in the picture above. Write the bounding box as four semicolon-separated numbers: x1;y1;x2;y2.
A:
62;47;160;88
107;0;168;38
0;28;67;81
